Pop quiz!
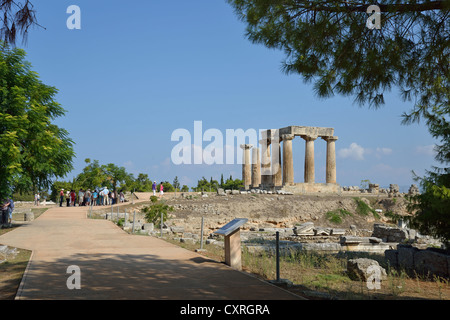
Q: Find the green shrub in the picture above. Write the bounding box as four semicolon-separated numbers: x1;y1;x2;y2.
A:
150;195;158;203
385;210;402;223
142;202;173;227
325;208;352;224
326;211;343;224
354;198;377;216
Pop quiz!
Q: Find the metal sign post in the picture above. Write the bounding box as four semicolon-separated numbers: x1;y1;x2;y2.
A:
276;231;280;282
160;212;163;238
200;217;204;250
132;211;136;234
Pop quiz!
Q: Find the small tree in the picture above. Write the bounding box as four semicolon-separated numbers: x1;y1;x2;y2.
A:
220;174;224;188
222;178;244;190
360;179;371;190
142;202;174;227
173;176;180;192
162;181;174;192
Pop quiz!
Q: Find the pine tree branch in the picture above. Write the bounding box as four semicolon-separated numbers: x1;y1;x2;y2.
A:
290;0;447;14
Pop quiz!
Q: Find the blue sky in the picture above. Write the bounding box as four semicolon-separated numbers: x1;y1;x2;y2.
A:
22;0;438;190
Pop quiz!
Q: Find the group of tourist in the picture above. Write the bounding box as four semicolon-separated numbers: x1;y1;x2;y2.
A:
153;181;164;198
34;192;48;206
56;180;166;207
0;197;14;228
59;187;125;207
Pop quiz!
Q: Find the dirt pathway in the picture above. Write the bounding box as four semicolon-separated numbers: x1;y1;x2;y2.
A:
0;206;302;300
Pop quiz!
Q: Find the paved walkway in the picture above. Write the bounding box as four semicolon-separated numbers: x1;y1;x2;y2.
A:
0;206;302;300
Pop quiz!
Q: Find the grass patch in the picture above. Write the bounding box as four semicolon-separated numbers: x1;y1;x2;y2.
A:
353;198;380;219
325;209;352;224
163;235;450;300
0;248;32;300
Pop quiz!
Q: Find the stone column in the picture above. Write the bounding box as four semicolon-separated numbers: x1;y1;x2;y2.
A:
260;139;272;187
323;136;338;184
251;147;261;188
303;135;317;183
240;144;253;189
271;138;282;187
281;134;294;186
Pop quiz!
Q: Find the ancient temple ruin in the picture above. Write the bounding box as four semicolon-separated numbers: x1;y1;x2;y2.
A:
240;126;340;194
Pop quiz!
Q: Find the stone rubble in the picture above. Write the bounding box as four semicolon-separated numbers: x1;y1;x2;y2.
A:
0;245;19;264
347;258;387;282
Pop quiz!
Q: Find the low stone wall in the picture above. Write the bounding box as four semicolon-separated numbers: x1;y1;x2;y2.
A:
385;244;450;278
372;223;413;243
282;183;341;195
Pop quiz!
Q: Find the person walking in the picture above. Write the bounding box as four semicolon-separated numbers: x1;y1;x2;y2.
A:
1;199;9;227
159;182;164;199
102;187;109;205
60;189;64;207
152;181;157;196
85;189;91;206
98;189;103;206
92;189;98;206
69;190;73;206
66;190;71;207
119;190;124;203
34;192;39;206
78;189;84;206
6;197;14;227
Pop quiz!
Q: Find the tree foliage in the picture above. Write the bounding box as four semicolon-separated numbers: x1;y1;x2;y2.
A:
0;43;74;199
173;176;180;191
192;176;219;192
130;173;153;192
406;93;450;244
227;0;448;118
407;176;450;246
74;159;134;191
221;175;244;190
0;0;41;45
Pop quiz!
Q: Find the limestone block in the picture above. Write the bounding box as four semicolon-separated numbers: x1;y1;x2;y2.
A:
314;228;332;236
180;238;196;244
124;222;142;231
340;236;382;244
300;243;341;251
347;258;387;282
331;229;346;236
389;184;400;193
170;226;184;233
293;222;315;235
385;249;398;268
143;223;154;231
414;249;449;278
397;245;418;270
24;212;34;222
